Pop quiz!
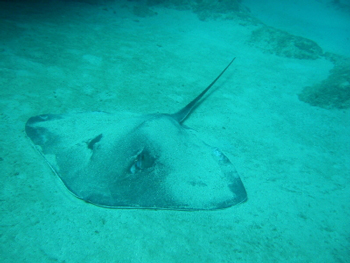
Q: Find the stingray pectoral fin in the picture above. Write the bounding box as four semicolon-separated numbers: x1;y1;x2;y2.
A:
212;148;247;206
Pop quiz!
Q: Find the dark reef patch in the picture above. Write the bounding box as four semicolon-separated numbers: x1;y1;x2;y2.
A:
299;55;350;109
147;0;245;20
249;26;323;60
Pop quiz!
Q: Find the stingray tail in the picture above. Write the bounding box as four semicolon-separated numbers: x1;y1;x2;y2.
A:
171;57;236;123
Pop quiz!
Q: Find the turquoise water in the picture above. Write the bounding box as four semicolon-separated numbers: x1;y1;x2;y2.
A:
0;0;349;262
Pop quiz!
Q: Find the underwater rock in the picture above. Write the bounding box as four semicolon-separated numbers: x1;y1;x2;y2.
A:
249;26;323;60
298;58;350;109
146;0;243;20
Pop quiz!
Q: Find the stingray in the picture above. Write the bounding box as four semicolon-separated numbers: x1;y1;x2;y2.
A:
25;58;247;210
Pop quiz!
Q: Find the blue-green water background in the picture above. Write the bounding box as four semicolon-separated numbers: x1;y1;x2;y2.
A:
0;0;349;262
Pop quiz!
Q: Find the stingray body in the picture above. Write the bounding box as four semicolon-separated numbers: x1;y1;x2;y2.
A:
25;58;247;210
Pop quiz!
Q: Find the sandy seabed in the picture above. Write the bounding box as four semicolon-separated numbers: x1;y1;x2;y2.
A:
0;1;349;262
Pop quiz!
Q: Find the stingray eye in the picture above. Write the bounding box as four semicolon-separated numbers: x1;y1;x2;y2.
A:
129;152;144;174
129;150;155;174
134;153;144;170
129;162;137;174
